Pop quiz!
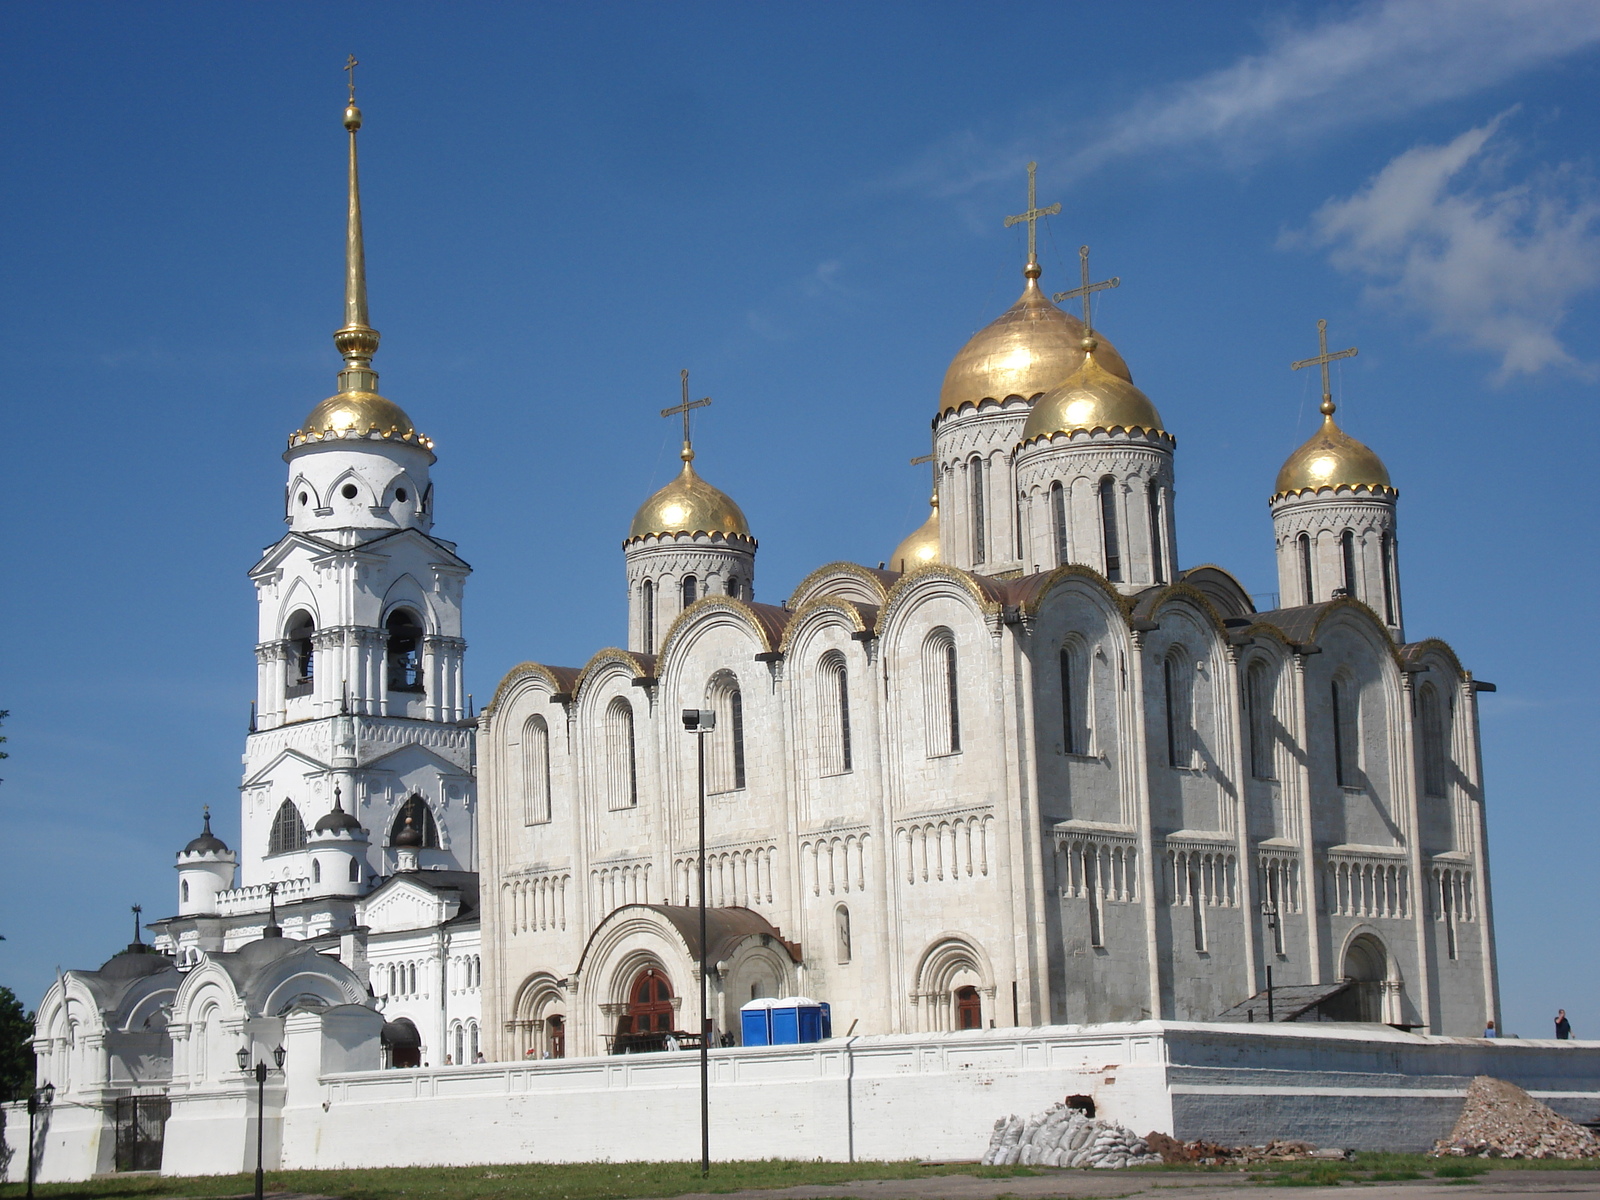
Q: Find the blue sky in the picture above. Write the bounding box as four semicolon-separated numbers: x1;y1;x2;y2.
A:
2;0;1596;1039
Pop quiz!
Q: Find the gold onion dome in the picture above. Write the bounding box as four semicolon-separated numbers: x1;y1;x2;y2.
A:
1021;344;1164;443
1274;400;1392;500
296;390;420;442
890;494;941;573
628;447;752;541
938;267;1131;418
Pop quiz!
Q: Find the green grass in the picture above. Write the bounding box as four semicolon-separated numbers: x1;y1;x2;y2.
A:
0;1159;1038;1200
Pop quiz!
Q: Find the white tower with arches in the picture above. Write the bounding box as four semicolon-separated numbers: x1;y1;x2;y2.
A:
1270;321;1402;635
238;81;475;896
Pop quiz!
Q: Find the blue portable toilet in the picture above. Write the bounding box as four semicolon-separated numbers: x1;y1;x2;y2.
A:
770;997;826;1044
740;997;776;1046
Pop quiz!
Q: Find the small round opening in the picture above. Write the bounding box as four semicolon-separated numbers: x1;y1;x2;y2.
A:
341;484;359;500
395;488;408;503
298;492;308;506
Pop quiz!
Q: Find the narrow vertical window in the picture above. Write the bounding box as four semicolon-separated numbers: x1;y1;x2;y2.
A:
818;653;852;775
1189;861;1207;952
731;688;746;789
1298;533;1314;604
1163;658;1179;766
349;857;360;883
641;579;655;651
1085;849;1103;948
1247;662;1274;779
607;699;637;809
285;610;316;696
1162;656;1193;768
836;662;852;771
708;674;747;793
269;799;308;855
970;458;986;566
681;575;698;607
923;629;961;756
835;904;852;964
1050;481;1069;566
726;575;741;599
1381;532;1398;626
1331;678;1359;787
1099;477;1121;582
1341;529;1357;596
1147;481;1165;585
523;716;551;824
1419;685;1447;798
313;859;322;884
1058;645;1089;756
384;608;425;693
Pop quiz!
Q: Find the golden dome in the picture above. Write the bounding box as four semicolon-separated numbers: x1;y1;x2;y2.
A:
1274;407;1392;500
293;390;428;446
939;269;1131;417
1021;346;1164;443
628;449;752;541
890;494;941;572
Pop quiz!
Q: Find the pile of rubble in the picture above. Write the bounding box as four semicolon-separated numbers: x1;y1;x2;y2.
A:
1433;1076;1600;1159
981;1103;1162;1168
1142;1131;1349;1165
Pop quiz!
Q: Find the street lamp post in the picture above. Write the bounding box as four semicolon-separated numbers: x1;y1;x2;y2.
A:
25;1081;55;1200
1260;900;1280;1022
237;1043;286;1200
682;707;716;1179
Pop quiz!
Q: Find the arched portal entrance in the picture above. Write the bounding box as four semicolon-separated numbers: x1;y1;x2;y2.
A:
956;985;983;1030
1342;934;1388;1023
382;1017;422;1069
614;966;676;1052
546;1014;565;1059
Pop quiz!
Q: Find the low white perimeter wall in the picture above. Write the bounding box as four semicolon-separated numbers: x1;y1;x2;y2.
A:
280;1021;1600;1168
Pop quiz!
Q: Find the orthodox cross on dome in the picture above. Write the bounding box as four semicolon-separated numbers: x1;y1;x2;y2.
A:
131;904;143;945
1003;161;1061;271
1291;318;1358;417
345;54;358;104
910;437;935;486
660;368;712;458
1054;245;1120;336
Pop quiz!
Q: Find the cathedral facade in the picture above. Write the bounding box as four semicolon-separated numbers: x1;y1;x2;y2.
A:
479;252;1498;1059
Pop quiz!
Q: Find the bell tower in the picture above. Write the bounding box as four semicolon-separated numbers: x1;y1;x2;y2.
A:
238;66;476;896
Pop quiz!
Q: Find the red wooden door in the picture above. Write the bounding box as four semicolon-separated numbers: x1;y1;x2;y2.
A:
626;968;675;1033
955;985;982;1030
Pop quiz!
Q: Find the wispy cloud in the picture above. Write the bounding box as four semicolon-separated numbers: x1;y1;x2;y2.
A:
1299;112;1600;377
904;0;1600;195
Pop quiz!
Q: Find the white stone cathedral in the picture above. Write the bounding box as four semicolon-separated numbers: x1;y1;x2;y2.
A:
25;92;1503;1178
478;213;1499;1058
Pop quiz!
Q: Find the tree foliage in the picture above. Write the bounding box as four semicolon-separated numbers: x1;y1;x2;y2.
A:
0;985;35;1102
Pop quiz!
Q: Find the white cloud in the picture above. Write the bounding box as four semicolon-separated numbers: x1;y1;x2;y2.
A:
903;0;1600;195
1302;113;1600;376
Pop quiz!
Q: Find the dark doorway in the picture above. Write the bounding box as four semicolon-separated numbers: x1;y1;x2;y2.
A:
955;985;982;1030
547;1014;565;1059
382;1018;423;1068
113;1095;169;1172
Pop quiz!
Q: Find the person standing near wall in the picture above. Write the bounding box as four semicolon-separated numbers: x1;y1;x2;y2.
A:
1555;1010;1572;1040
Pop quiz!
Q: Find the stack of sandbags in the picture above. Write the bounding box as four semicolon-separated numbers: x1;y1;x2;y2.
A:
1433;1076;1600;1159
980;1102;1163;1169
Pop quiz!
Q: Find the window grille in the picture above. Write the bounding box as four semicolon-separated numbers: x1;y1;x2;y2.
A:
268;800;307;855
523;716;552;824
1098;477;1121;581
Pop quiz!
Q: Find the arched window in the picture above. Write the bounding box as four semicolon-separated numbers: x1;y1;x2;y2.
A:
181;879;190;903
522;716;552;825
1341;529;1358;596
348;857;360;883
268;799;307;855
1297;533;1314;605
547;1014;566;1058
1162;653;1192;768
818;652;852;775
606;698;638;809
955;985;982;1030
835;903;852;964
313;859;322;883
469;1021;480;1062
1059;643;1090;756
1381;532;1398;626
1098;477;1121;582
681;575;698;607
1331;677;1359;787
726;575;741;599
641;580;655;651
1050;481;1069;566
385;608;425;693
1419;683;1448;798
454;1023;465;1066
1246;660;1275;779
970;457;986;566
285;610;315;696
1147;481;1166;584
923;628;961;756
624;967;675;1035
387;964;396;995
708;673;746;793
390;795;441;848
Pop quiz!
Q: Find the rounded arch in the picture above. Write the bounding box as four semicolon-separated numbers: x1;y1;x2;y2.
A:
1334;928;1400;1024
382;1016;422;1068
384;607;426;694
328;468;373;507
287;475;321;514
512;972;566;1058
389;794;440;849
705;669;746;794
912;933;994;1032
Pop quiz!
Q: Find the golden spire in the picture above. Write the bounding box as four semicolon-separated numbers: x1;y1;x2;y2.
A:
334;54;380;395
1003;161;1060;280
1274;319;1388;500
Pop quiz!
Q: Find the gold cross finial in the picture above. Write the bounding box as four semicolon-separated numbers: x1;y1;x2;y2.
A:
1003;161;1061;272
345;54;359;104
1291;318;1358;416
660;368;712;460
1053;245;1120;335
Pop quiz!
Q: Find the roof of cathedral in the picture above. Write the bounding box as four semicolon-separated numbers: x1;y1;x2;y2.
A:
938;266;1131;418
313;789;364;836
1020;345;1166;443
627;447;752;542
889;494;940;573
183;808;230;856
1273;405;1393;501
